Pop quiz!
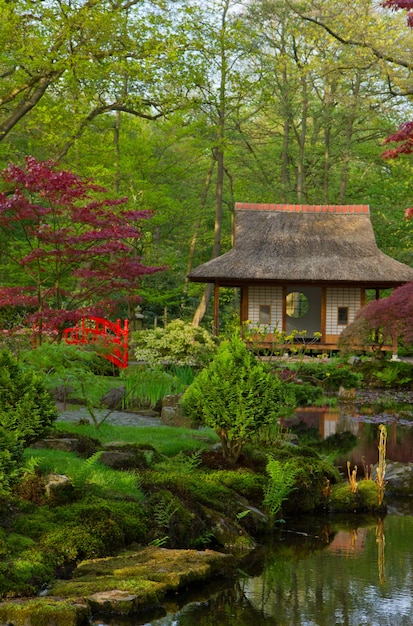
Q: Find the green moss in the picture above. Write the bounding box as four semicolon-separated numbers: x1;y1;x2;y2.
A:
0;599;90;626
51;547;235;600
212;469;266;502
330;480;384;512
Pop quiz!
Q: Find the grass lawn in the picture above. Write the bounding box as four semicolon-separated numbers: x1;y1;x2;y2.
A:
54;420;219;456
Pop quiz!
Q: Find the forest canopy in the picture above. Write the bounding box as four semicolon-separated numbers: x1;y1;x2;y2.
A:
0;0;412;327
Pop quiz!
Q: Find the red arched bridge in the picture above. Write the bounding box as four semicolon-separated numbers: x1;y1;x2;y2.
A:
62;317;129;368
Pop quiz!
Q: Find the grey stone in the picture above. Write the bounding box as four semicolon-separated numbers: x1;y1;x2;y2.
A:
382;461;413;496
100;386;126;409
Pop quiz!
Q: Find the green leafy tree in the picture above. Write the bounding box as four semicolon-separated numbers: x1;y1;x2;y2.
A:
0;0;183;153
180;334;295;463
0;349;57;496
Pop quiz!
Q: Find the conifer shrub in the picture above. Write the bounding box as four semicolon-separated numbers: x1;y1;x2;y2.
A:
0;350;57;496
180;335;295;464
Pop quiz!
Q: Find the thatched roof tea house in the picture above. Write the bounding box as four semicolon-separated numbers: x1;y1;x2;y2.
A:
188;203;413;350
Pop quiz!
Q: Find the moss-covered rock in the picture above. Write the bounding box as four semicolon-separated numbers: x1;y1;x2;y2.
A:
0;599;90;626
329;480;385;513
48;547;236;618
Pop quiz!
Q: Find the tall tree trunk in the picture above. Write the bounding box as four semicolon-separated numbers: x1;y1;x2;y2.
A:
114;110;121;194
192;0;229;328
339;73;361;202
295;76;308;202
192;145;224;327
322;78;337;203
184;158;215;296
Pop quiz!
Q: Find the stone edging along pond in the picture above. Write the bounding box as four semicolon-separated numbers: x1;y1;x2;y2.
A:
0;546;237;626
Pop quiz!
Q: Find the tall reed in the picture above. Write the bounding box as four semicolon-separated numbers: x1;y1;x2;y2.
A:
376;424;387;506
347;461;358;493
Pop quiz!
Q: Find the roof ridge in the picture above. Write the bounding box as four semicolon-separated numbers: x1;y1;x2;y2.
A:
235;203;370;214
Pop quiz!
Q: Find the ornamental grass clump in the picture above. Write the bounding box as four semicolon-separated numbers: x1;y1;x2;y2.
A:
180;334;295;464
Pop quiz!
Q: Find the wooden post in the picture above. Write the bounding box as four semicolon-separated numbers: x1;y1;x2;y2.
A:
391;334;399;361
321;287;326;343
213;282;220;335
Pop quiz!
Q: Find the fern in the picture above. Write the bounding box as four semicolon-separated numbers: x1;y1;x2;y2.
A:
70;451;104;491
264;457;299;523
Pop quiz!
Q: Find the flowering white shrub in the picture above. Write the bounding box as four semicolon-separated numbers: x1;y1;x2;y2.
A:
133;319;219;368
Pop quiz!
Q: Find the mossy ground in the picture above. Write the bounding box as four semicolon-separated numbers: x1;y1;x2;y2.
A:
0;418;386;623
330;479;385;513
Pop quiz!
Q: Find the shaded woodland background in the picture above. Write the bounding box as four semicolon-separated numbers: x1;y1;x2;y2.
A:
1;0;413;329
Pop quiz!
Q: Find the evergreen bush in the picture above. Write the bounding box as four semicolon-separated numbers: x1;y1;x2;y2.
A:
0;350;57;496
180;335;295;463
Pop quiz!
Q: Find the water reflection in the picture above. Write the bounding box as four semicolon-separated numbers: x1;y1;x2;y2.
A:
93;513;413;626
282;402;413;467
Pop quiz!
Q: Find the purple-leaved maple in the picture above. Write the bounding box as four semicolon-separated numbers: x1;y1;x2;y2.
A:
0;156;164;342
381;0;413;218
338;282;413;353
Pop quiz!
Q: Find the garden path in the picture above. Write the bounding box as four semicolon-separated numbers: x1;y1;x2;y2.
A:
56;403;162;427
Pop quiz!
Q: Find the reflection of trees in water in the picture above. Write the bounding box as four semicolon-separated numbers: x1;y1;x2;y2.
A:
173;583;275;625
149;516;413;625
238;517;392;624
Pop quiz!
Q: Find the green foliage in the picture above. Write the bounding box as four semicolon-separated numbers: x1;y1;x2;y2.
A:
264;457;299;523
133;319;219;368
120;364;195;409
20;342;122;430
23;448;144;501
359;360;413;389
20;342;110;379
0;350;57;496
288;361;362;391
284;381;324;406
180;335;295;463
55;421;219;456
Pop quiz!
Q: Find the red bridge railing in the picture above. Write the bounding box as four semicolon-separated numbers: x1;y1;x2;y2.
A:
62;317;129;369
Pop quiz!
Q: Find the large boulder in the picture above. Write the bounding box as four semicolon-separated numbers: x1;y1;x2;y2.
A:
383;461;413;497
100;386;126;409
161;395;197;428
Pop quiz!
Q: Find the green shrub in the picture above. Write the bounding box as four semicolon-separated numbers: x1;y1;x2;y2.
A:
284;381;324;406
292;361;362;391
180;335;295;463
133;319;219;368
360;360;413;388
0;350;57;495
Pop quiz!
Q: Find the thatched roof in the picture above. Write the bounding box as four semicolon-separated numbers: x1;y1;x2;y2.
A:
188;204;413;287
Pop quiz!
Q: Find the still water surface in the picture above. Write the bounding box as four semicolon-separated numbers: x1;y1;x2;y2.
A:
93;508;413;626
93;397;413;626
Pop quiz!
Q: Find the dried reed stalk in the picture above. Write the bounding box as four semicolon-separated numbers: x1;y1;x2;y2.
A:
347;461;358;493
376;424;387;506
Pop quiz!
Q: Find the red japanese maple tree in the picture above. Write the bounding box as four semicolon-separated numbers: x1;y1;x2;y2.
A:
0;156;163;343
381;1;413;218
338;282;413;354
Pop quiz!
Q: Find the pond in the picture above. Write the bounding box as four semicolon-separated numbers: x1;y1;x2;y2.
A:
91;507;413;626
284;389;413;469
91;390;413;626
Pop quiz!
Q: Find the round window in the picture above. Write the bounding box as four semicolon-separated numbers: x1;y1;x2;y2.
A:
286;292;309;318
